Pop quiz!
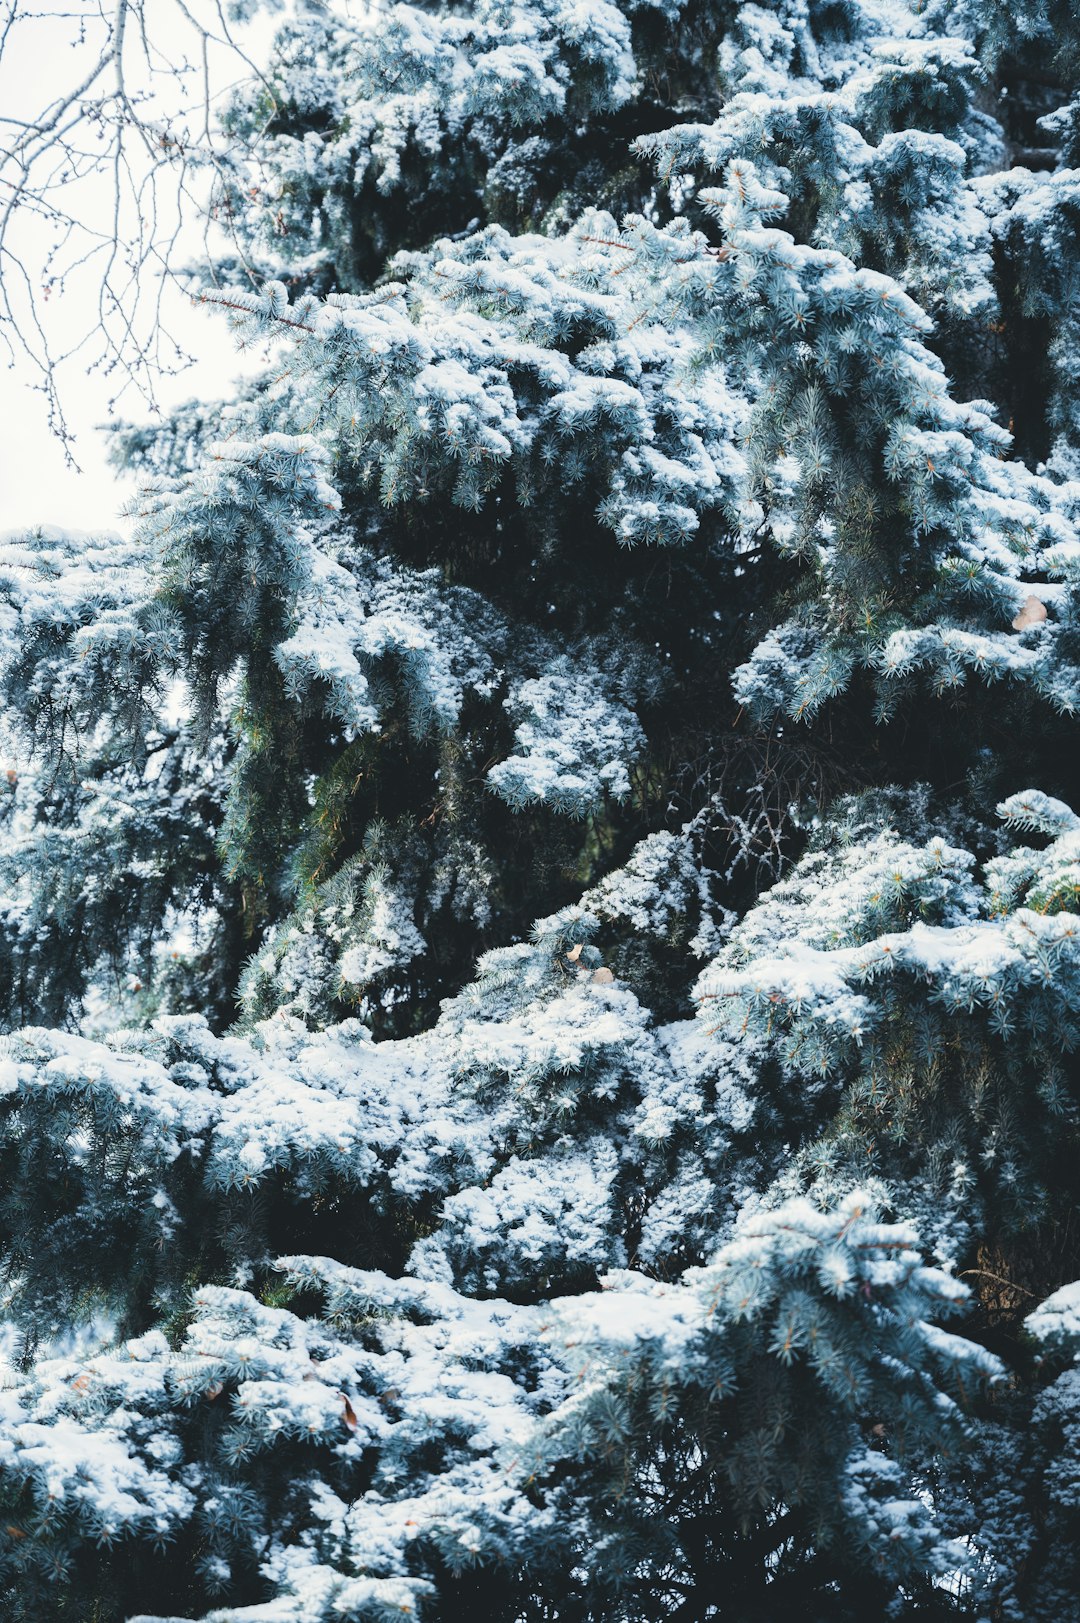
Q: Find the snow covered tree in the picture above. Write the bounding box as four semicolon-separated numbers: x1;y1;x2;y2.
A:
2;0;1080;1618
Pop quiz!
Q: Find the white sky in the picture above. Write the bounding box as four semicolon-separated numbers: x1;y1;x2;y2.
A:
0;2;280;534
2;299;247;535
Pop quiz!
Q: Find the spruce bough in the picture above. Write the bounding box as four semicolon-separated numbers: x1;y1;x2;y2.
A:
2;0;1080;1617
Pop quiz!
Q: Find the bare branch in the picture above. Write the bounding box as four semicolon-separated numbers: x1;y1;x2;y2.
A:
0;0;275;458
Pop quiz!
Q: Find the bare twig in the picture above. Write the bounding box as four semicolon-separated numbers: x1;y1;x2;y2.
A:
0;0;277;459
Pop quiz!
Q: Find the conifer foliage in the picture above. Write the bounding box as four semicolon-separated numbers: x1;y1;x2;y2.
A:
3;0;1080;1617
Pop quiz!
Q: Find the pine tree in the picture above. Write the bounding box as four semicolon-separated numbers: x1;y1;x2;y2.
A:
2;0;1080;1618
